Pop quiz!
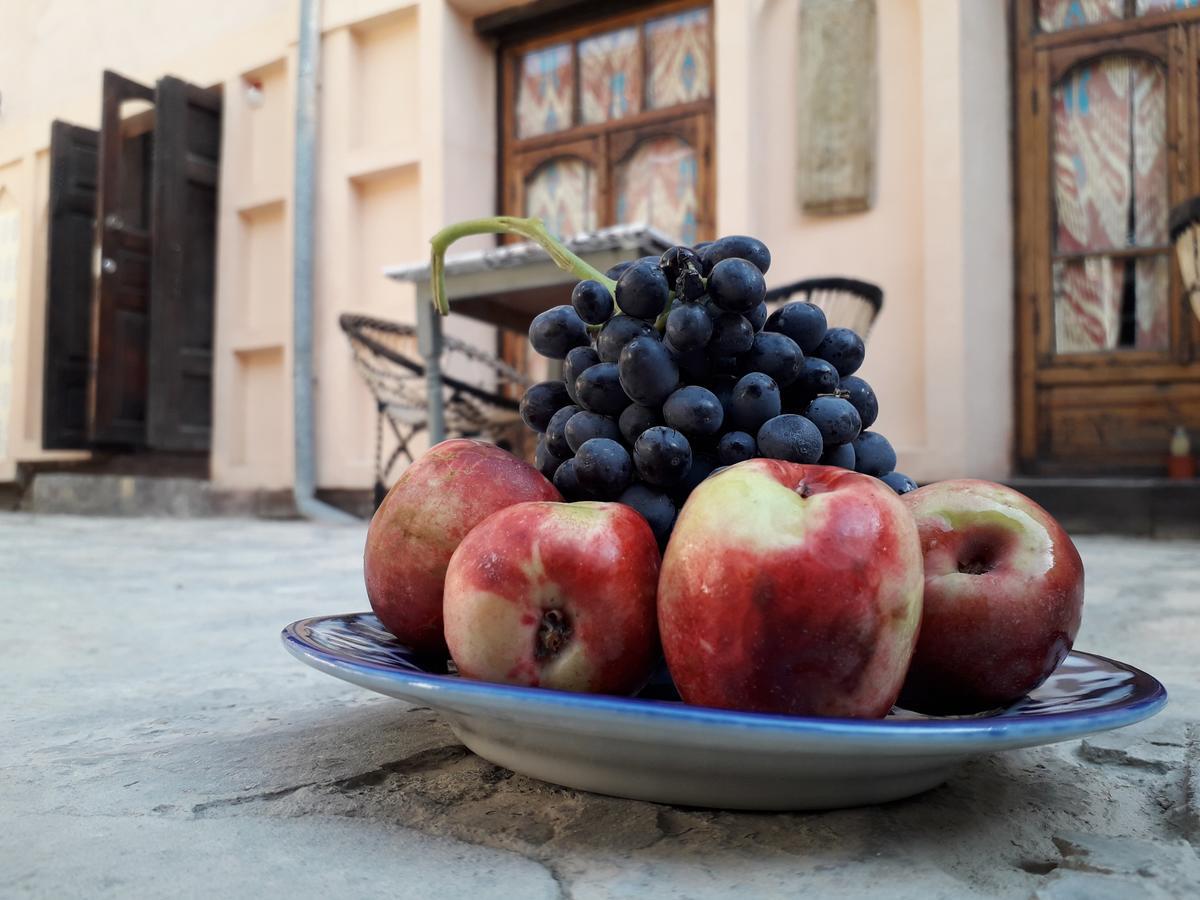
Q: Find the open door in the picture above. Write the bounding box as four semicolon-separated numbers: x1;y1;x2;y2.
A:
42;121;99;450
146;77;221;452
88;70;155;447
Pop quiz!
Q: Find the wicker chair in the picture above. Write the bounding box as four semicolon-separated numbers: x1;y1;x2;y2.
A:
339;313;531;506
764;277;884;338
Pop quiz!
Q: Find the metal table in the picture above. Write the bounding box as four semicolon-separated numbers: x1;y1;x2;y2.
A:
385;224;673;443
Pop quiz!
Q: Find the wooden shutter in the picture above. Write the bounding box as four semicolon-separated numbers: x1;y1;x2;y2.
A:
42;121;99;449
89;70;155;446
147;76;221;452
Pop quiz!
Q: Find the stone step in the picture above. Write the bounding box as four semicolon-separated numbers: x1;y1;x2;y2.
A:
26;472;298;519
1007;476;1200;539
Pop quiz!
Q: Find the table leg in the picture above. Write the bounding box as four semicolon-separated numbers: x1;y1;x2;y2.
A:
416;289;446;445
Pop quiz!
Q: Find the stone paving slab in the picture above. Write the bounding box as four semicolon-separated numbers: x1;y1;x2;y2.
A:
2;513;1198;898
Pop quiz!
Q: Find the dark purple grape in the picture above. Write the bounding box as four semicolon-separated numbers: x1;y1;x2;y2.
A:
840;375;878;430
553;458;588;500
665;303;713;352
563;345;599;405
745;301;768;332
618;335;679;406
813;327;866;377
529;305;589;359
881;471;918;494
571;279;614;326
617;483;677;550
740;331;802;386
671;452;718;503
659;246;701;284
708;258;766;314
596;315;656;363
520;381;570;433
698;235;771;276
606;260;634;280
710;312;754;355
663;386;724;437
677;269;707;302
819;441;855;469
757;414;823;464
618;404;661;445
535;438;565;480
852;432;897;477
633;426;693;487
784;358;840;409
616;260;670;321
765;302;827;354
565;410;622;453
729;372;781;433
804;396;862;446
545;404;580;459
717;431;757;465
574;438;633;498
575;362;628;416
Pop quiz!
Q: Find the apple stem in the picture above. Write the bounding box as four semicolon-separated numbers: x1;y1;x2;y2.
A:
429;216;617;316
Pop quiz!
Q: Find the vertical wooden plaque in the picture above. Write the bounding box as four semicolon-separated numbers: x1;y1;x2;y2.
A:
798;0;878;214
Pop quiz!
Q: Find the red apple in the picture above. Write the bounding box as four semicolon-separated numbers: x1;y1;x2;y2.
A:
443;501;660;694
899;479;1084;714
364;439;560;655
658;459;924;718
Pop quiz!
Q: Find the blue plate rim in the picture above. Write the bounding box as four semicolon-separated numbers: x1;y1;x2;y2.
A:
281;612;1168;746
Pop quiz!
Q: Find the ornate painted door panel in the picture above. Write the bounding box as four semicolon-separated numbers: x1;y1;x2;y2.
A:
1016;9;1200;474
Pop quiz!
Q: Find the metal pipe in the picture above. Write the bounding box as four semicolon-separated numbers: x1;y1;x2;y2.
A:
292;0;358;524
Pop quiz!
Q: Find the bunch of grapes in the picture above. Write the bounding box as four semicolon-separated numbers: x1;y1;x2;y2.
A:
519;235;916;547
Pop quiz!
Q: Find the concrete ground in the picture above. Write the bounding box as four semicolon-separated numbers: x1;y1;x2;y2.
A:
2;513;1198;899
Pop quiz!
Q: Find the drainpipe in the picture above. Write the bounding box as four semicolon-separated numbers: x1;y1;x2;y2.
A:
292;0;358;524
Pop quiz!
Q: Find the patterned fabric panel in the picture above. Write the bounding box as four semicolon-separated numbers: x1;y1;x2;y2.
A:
1054;257;1123;353
1053;57;1166;254
580;27;642;125
1039;0;1124;31
525;157;598;238
1052;255;1170;352
646;8;711;109
1137;0;1200;13
517;44;574;139
615;135;699;245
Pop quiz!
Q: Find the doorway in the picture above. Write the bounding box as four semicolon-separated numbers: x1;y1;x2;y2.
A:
1014;3;1200;475
43;70;222;459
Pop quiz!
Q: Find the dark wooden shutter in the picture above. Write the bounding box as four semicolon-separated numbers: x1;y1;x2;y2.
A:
42;121;99;449
89;70;155;446
147;76;222;452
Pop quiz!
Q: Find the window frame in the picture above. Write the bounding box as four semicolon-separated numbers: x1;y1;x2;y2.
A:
498;0;715;243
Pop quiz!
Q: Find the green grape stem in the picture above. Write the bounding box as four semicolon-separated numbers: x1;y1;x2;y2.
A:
428;216;618;316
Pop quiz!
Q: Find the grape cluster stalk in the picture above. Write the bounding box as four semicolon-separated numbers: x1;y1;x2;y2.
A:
429;217;916;547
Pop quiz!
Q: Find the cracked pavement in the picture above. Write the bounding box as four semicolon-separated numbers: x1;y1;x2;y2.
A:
2;513;1199;898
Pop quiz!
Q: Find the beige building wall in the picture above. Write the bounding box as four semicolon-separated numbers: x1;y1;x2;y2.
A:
0;0;1013;493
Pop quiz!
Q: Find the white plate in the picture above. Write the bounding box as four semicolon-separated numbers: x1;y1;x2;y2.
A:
282;612;1167;810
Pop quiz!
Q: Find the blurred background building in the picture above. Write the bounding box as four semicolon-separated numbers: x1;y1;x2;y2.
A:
0;0;1197;517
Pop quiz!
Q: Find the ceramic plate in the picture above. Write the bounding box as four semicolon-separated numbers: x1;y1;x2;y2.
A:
282;612;1167;810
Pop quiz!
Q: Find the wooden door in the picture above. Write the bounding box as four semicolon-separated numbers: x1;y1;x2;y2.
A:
146;76;221;452
1015;8;1200;474
42;121;99;450
88;70;155;447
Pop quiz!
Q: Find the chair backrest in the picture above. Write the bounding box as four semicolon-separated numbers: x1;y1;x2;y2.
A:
339;313;427;412
764;277;884;338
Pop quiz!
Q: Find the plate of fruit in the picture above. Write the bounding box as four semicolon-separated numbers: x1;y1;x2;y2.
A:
283;222;1166;810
